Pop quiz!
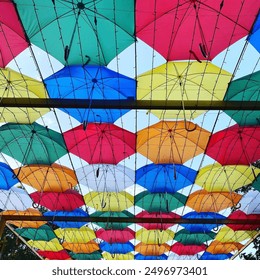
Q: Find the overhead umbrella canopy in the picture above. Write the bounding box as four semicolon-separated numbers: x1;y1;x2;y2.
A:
135;254;167;260
103;252;134;260
135;228;175;244
200;252;233;260
0;162;19;190
62;240;100;254
174;229;216;245
206;240;243;254
135;242;171;256
237;190;260;215
37;250;71;260
99;241;134;254
28;238;64;252
54;227;96;243
248;13;260;53
227;210;260;231
137;120;211;164
96;228;135;243
15;225;56;241
167;253;200;260
69;252;102;260
13;0;135;65
215;227;258;243
171;242;207;255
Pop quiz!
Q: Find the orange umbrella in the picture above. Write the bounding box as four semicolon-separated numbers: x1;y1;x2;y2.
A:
135;242;171;256
136;120;210;164
62;240;100;254
186;190;242;212
14;163;78;192
206;240;243;254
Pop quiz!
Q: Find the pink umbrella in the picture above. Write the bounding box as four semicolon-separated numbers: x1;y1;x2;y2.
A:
96;228;135;243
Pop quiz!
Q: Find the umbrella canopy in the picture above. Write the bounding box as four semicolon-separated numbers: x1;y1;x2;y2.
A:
37;250;71;260
99;241;134;254
0;162;19;190
14;164;78;193
62;240;100;254
227;210;260;231
96;228;135;243
0;0;28;67
54;227;96;243
137;61;231;119
237;190;260;215
0;123;67;165
30;189;85;211
15;225;56;241
206;240;243;254
136;0;258;61
137;120;210;164
200;252;233;260
248;13;260;53
28;238;64;252
135;228;175;244
76;164;135;192
167;252;200;260
206;124;260;165
174;229;216;245
70;252;102;260
135;243;171;256
63;123;136;164
135;254;167;260
171;242;207;255
103;252;134;260
0;68;49;123
84;191;134;211
135;191;187;212
186;190;242;212
14;0;135;65
215;227;258;243
252;174;260;192
136;163;197;193
195;164;260;192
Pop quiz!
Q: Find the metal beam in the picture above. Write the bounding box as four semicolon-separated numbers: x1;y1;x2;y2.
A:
0;98;260;110
0;217;6;239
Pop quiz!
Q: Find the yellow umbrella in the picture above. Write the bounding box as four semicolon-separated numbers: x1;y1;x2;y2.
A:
195;164;260;192
62;241;100;254
28;238;63;252
84;191;134;211
135;229;175;244
206;240;243;254
215;227;258;242
0;68;49;123
137;61;231;119
54;227;96;243
102;252;134;260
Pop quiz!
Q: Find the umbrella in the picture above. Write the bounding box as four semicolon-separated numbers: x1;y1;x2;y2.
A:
43;208;89;228
171;242;207;255
63;123;136;164
136;0;258;61
99;241;134;254
75;164;135;192
206;240;243;254
186;190;242;212
135;254;167;260
237;190;260;215
136;211;180;230
103;252;134;260
62;240;100;254
37;250;71;260
30;189;85;211
252;174;260;192
135;191;187;212
135;228;175;244
200;252;233;260
96;228;135;243
44;65;136;123
136;120;210;164
227;210;260;231
0;122;67;165
136;163;197;193
167;253;200;260
135;243;171;256
90;211;134;229
70;252;102;260
174;229;216;245
224;71;260;125
28;238;64;252
14;0;135;65
15;225;57;241
0;68;49;123
248;13;260;53
0;0;28;67
181;212;226;233
14;164;78;193
195;164;260;192
206;124;260;165
54;227;96;243
84;191;134;211
0;162;19;190
215;227;258;242
0;186;33;211
137;61;231;119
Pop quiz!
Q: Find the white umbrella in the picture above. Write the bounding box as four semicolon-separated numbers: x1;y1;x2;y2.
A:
238;190;260;214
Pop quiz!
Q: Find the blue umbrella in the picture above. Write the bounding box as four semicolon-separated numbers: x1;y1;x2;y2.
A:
182;212;226;233
247;13;260;53
99;241;134;254
200;252;233;260
136;163;197;193
0;162;19;190
135;254;167;260
44;65;136;123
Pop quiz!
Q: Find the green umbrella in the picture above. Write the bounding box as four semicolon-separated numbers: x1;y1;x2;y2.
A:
135;191;187;212
15;225;56;241
0;122;67;165
174;229;216;245
14;0;135;65
224;70;260;125
69;252;102;260
252;174;260;192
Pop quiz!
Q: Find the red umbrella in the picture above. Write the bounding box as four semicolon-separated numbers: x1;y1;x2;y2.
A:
37;250;71;260
206;124;260;165
63;123;136;164
96;228;135;243
30;190;85;211
136;0;258;61
0;0;28;67
171;242;206;255
227;210;260;231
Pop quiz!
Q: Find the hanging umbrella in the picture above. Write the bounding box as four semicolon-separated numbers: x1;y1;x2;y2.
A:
15;225;57;241
252;174;260;192
54;227;96;243
84;191;134;211
135;242;171;256
0;122;67;165
174;229;216;245
171;242;206;255
137;61;231;119
181;211;226;233
248;13;260;53
237;190;260;215
96;228;135;243
135;254;167;260
43;208;89;228
206;240;243;254
14;0;135;66
186;189;242;212
200;252;233;260
70;252;102;260
63;123;136;164
44;65;136;123
167;252;200;260
215;227;258;242
75;164;135;192
37;250;71;260
90;211;134;230
195;164;260;192
0;186;33;211
103;252;134;260
135;191;187;212
99;241;134;254
136;120;210;164
206;124;260;165
62;240;100;254
136;0;258;61
30;189;85;211
28;238;64;252
0;68;49;123
227;210;260;231
0;162;19;190
135;228;175;244
14;163;78;192
136;211;180;230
